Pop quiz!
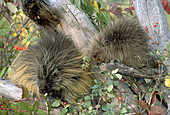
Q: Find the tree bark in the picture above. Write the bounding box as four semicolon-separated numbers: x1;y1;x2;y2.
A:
19;0;97;52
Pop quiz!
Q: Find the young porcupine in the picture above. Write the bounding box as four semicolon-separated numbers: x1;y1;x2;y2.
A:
89;18;152;68
10;32;95;103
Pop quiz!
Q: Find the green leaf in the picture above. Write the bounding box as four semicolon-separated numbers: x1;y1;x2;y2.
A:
10;103;19;115
100;13;108;25
84;95;91;100
32;101;40;114
43;96;51;114
107;85;113;92
108;111;113;115
61;108;68;114
106;103;112;110
0;97;9;108
68;107;77;113
93;110;97;114
84;2;94;15
112;69;119;74
103;112;108;115
116;74;122;80
100;8;110;13
0;0;3;5
121;107;128;113
7;67;11;77
36;110;47;115
7;2;18;13
113;81;120;86
91;85;99;89
103;11;111;24
85;101;91;107
0;110;8;115
107;93;114;98
102;105;108;111
15;102;32;111
0;67;7;78
97;2;101;9
96;12;101;20
107;80;113;85
22;86;29;98
52;99;61;107
75;0;81;10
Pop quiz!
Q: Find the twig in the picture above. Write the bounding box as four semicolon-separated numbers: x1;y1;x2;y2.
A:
96;96;101;110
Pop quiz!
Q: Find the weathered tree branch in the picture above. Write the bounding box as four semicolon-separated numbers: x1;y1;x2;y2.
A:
103;61;161;79
0;78;22;101
19;0;97;52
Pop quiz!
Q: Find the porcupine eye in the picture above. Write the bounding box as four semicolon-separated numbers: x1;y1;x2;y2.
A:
95;53;100;59
71;77;79;80
94;53;101;64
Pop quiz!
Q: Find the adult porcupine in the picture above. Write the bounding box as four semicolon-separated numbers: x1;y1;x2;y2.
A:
89;18;154;68
10;32;95;103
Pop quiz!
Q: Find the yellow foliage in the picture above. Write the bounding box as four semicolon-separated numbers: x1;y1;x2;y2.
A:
22;38;30;47
165;76;170;88
21;39;27;45
21;28;28;37
29;26;34;33
12;11;27;21
94;1;98;10
26;41;31;47
12;32;17;37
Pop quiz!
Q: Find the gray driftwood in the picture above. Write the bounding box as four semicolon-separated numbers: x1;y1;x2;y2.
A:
0;78;22;101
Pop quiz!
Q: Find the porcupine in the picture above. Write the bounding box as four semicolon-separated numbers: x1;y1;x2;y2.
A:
10;32;95;103
89;18;156;68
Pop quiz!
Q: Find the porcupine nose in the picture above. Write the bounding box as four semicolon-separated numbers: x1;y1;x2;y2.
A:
39;80;49;94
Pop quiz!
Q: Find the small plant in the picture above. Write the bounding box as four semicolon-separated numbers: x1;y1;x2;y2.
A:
0;0;40;78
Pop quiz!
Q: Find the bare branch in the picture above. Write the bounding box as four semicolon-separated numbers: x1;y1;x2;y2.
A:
0;78;22;101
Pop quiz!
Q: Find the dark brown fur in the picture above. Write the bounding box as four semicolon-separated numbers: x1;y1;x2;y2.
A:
89;18;151;68
10;33;95;103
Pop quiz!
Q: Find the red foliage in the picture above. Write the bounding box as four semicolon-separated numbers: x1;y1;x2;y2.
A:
130;1;135;10
161;0;170;14
150;91;157;106
108;3;123;19
136;100;149;110
130;6;135;10
124;8;133;15
149;105;165;115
